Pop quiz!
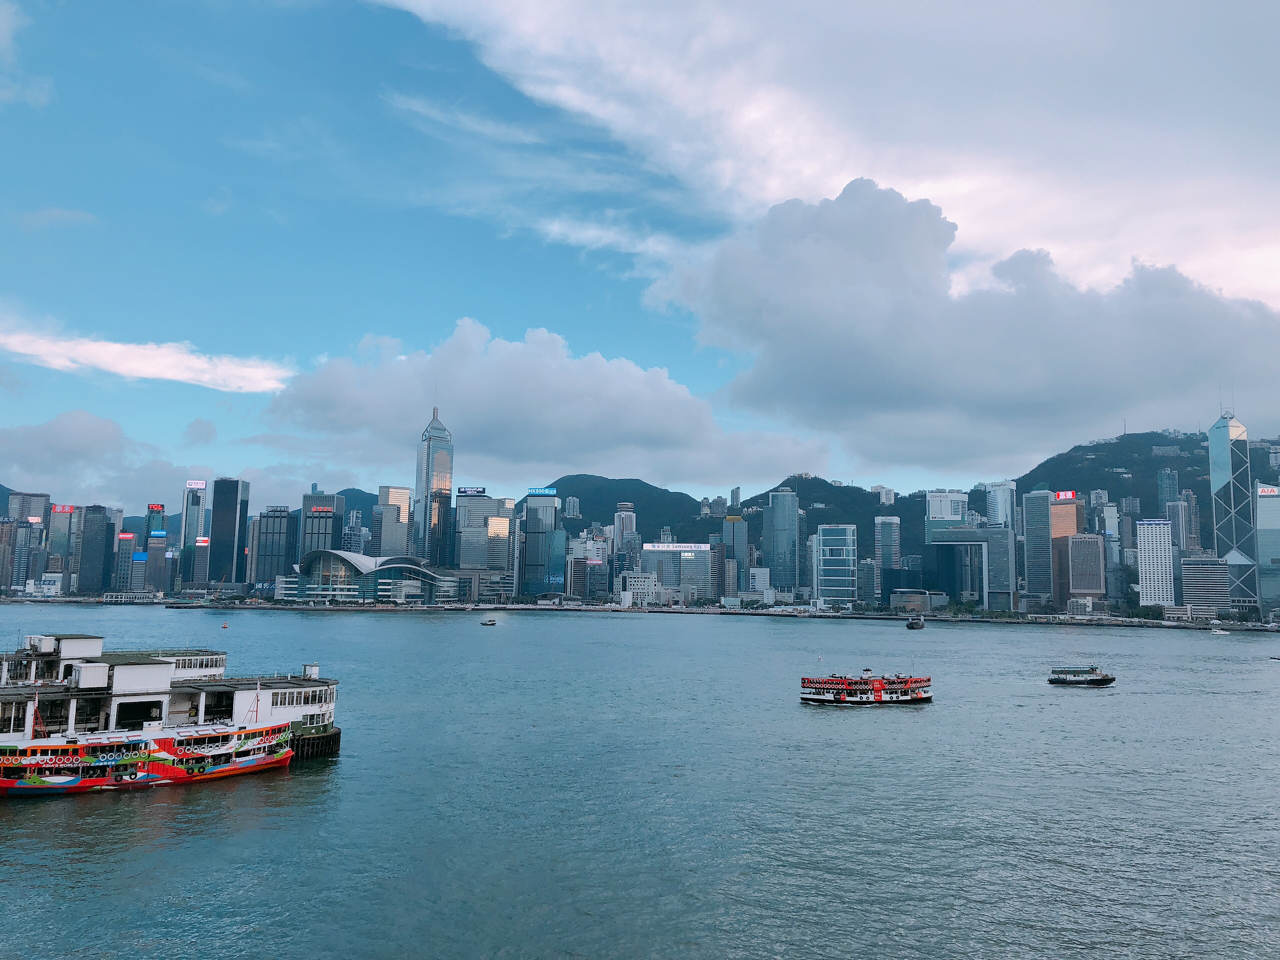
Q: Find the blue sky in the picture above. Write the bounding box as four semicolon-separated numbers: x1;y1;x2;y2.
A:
2;1;1279;511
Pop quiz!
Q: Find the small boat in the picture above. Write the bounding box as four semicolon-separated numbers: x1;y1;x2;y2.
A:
480;619;497;627
1210;628;1229;636
221;622;228;629
906;616;925;630
1048;666;1115;687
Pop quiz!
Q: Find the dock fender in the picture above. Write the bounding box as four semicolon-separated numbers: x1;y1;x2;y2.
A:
197;766;206;774
113;774;123;783
128;770;138;781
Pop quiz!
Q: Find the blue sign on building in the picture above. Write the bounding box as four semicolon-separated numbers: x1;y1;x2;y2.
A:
528;487;557;496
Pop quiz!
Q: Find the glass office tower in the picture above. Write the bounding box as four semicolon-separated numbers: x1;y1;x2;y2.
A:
722;516;749;593
520;493;564;596
1021;490;1053;603
1255;482;1280;612
763;488;799;592
209;478;251;584
814;525;857;605
1208;413;1258;609
415;407;455;567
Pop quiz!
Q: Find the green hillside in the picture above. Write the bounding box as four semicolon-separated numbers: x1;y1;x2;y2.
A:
337;487;378;525
528;475;702;543
1013;430;1278;547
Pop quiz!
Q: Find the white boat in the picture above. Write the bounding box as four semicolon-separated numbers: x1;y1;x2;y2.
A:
1210;628;1230;636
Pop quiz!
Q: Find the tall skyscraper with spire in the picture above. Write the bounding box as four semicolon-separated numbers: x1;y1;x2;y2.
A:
415;406;455;567
1208;412;1258;609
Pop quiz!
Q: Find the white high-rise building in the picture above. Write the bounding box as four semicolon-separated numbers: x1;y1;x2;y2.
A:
179;480;207;549
812;524;857;607
985;480;1016;528
926;490;968;543
1136;520;1175;606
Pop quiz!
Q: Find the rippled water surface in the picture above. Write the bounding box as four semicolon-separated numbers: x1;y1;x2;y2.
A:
1;607;1278;959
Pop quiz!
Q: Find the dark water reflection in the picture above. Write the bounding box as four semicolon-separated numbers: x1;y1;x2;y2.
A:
0;608;1277;958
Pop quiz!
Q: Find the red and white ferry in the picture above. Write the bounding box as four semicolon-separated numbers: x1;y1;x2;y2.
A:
801;668;932;705
0;634;340;797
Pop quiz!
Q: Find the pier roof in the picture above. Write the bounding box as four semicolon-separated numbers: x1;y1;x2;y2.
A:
172;676;338;693
85;653;170;666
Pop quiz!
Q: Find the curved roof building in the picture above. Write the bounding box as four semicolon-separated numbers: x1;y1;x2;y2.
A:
291;550;459;603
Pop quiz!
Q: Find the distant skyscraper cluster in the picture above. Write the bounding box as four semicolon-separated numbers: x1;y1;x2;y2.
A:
2;403;1275;621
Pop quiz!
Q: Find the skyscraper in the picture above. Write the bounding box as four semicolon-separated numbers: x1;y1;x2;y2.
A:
299;489;346;560
177;481;207;587
415;407;454;567
1157;468;1180;513
873;515;901;597
813;525;857;606
1179;490;1202;550
1208;413;1259;609
985;480;1016;528
722;516;749;593
520;491;564;596
1165;500;1193;550
763;488;800;592
1050;491;1085;608
1255;482;1280;611
1021;490;1053;603
179;480;206;548
208;478;250;584
47;504;74;560
455;490;516;572
6;492;50;524
926;490;968;544
75;505;116;594
144;503;166;539
1136;520;1175;606
563;496;581;519
1067;534;1106;601
730;487;741;511
254;506;298;584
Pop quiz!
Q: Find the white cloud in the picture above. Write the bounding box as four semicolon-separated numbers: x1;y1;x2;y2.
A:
0;315;293;392
0;0;26;65
0;411;358;512
667;178;1280;476
265;316;826;487
16;208;97;230
0;411;194;509
381;0;1280;304
385;92;543;145
0;0;49;107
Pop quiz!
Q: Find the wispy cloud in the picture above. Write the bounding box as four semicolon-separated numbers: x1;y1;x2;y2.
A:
0;0;50;107
0;318;293;392
385;92;542;145
0;0;26;65
17;207;98;230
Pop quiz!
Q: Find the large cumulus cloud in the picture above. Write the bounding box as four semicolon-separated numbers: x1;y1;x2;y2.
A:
264;318;827;488
384;0;1280;302
0;411;360;511
669;178;1280;475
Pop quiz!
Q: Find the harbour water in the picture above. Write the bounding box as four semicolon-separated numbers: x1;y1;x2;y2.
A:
1;607;1278;958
